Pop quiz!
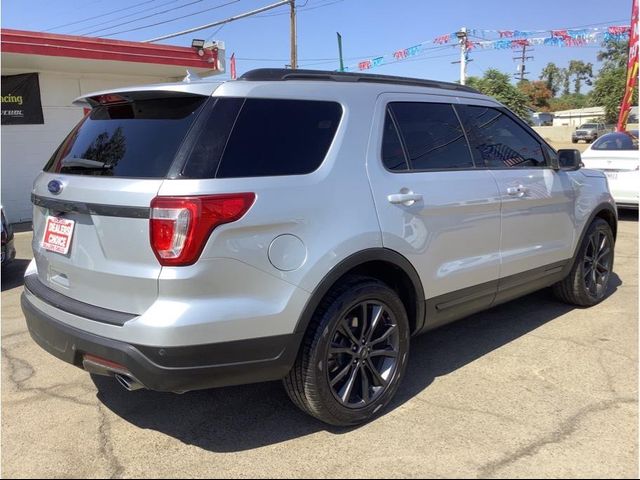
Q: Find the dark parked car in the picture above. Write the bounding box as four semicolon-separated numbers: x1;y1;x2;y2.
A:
1;207;16;266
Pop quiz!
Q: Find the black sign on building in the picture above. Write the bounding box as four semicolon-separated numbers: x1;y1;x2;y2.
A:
1;73;45;125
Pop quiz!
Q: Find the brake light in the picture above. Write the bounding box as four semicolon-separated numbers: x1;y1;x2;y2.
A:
150;193;255;266
95;94;128;105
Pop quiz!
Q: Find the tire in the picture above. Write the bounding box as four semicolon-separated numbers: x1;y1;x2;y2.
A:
572;139;577;144
553;218;614;306
283;275;410;426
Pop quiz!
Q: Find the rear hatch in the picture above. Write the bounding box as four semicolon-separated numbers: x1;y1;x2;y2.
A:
31;90;210;315
582;154;640;172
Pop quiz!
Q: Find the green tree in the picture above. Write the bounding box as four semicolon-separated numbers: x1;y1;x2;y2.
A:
568;60;594;95
466;69;530;118
517;80;553;111
548;93;593;112
539;62;563;96
592;68;629;124
597;38;629;70
591;39;637;124
560;68;571;96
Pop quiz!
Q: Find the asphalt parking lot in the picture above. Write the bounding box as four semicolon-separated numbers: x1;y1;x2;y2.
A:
2;212;637;478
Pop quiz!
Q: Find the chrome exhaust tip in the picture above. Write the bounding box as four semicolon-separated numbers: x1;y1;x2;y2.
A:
115;373;145;392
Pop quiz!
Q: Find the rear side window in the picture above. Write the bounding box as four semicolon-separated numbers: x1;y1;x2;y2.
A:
381;111;409;171
387;102;474;170
45;94;207;177
457;105;546;168
592;133;639;150
183;98;342;178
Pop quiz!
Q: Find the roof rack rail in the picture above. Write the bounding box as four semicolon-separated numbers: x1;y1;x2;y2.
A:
237;68;480;93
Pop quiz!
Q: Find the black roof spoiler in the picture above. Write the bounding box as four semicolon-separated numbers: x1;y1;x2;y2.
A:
238;68;480;94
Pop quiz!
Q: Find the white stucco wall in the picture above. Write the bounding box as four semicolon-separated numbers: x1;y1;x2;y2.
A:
1;70;177;223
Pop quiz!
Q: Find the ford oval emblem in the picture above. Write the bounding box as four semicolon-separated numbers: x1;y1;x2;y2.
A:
47;180;63;195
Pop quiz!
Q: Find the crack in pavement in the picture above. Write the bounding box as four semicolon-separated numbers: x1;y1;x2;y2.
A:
596;351;619;398
1;331;30;340
97;403;125;479
477;397;637;478
527;334;637;363
1;346;95;407
413;397;526;426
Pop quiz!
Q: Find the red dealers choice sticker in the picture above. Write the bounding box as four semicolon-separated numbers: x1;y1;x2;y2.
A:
42;216;75;255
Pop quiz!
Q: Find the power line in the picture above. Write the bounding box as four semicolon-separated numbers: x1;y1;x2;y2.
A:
144;0;290;42
205;23;226;42
96;0;243;38
83;0;239;36
68;0;184;35
253;0;342;17
44;0;165;32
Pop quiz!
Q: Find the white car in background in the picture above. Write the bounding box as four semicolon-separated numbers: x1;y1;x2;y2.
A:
582;131;639;209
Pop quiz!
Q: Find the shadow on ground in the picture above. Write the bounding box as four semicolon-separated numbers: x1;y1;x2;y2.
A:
1;259;30;292
618;209;638;222
94;273;621;453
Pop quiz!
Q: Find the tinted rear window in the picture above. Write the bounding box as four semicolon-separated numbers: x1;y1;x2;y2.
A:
181;98;342;178
592;133;639;150
45;94;207;177
388;102;474;170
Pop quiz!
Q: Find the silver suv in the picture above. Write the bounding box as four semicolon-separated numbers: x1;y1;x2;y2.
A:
22;69;617;426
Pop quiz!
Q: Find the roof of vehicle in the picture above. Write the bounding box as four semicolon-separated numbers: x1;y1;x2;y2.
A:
590;131;639;150
74;68;488;106
597;131;636;138
238;68;480;93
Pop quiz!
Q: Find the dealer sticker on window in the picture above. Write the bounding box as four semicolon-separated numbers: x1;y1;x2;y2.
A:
41;216;75;255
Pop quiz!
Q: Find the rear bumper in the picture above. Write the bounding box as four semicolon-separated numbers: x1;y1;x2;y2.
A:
22;291;303;393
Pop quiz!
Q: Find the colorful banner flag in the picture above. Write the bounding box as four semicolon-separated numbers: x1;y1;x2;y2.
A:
617;0;639;131
343;24;631;73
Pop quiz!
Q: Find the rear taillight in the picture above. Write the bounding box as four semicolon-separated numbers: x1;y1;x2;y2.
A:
150;193;255;266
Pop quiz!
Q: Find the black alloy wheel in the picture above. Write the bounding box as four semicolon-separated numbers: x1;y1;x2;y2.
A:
582;228;613;300
327;301;400;408
283;275;410;426
553;218;615;307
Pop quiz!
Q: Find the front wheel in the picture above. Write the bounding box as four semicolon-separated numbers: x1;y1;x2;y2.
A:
553;218;614;306
283;276;410;426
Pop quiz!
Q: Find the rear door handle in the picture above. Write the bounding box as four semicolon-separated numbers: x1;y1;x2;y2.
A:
387;192;423;206
506;186;528;197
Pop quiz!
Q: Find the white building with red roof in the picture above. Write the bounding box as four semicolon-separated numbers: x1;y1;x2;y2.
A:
1;29;224;223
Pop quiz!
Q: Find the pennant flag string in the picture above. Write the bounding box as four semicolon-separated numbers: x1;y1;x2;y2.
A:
343;24;631;73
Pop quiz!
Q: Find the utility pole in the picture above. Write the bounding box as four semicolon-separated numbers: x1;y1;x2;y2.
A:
337;32;344;72
289;0;297;69
513;45;534;82
453;27;468;85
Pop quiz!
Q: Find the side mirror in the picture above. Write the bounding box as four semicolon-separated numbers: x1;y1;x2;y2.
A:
557;149;583;170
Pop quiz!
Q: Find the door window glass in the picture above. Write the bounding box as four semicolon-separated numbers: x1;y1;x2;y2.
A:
388;102;474;170
457;105;546;168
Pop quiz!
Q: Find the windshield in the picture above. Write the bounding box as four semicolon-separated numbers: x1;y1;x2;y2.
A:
592;133;639;151
45;94;208;177
579;124;597;129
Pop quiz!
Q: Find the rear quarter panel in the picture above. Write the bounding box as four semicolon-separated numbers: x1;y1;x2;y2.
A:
569;169;617;248
157;83;384;295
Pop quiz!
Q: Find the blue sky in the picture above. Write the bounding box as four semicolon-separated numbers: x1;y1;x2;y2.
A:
1;0;633;85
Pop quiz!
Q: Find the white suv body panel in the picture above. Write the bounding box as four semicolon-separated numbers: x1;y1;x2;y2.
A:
367;93;502;299
31;174;164;315
21;72;617;395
